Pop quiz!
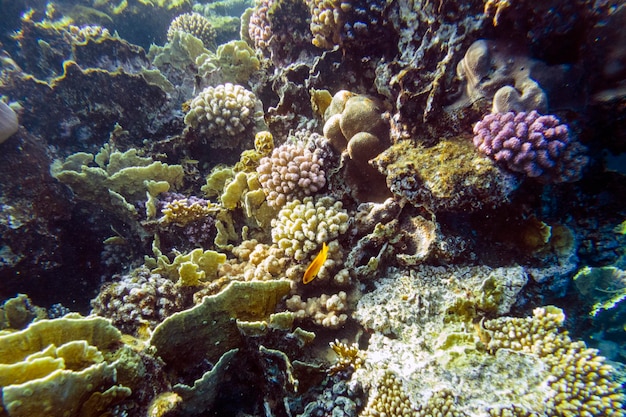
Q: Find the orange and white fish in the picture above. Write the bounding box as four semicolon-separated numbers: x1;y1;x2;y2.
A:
303;242;328;284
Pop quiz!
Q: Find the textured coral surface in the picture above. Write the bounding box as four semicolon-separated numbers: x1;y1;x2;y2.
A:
0;0;625;416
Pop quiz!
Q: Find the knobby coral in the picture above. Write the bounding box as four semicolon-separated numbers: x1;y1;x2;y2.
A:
90;267;186;335
257;140;326;208
472;111;588;183
167;12;216;49
184;83;259;147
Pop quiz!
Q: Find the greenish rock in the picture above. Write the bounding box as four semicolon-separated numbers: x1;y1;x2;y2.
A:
373;138;517;213
0;294;46;331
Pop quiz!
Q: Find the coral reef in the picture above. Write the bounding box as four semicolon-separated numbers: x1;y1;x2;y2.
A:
2;0;626;415
167;12;216;49
257;140;326;208
473;111;589;183
90;267;187;335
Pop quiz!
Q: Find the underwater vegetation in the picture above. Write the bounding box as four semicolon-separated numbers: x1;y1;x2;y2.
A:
0;0;625;416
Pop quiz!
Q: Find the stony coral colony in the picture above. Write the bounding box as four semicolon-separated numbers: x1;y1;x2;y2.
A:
0;0;625;416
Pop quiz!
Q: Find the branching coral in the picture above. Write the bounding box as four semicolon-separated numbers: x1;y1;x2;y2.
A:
329;339;365;374
285;291;349;328
257;140;326;208
481;306;625;417
167;12;216;49
473;111;589;183
271;196;350;261
184;83;260;148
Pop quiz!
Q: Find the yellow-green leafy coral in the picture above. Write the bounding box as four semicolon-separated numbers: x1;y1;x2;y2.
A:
481;306;625;417
51;145;183;223
271;196;349;261
149;30;209;71
150;280;291;368
202;166;276;232
197;40;260;84
233;131;274;173
0;315;130;417
146;241;227;286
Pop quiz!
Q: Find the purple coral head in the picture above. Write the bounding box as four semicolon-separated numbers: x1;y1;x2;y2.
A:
472;110;587;183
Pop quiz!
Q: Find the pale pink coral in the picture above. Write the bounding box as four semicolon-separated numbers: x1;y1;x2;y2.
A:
257;141;326;208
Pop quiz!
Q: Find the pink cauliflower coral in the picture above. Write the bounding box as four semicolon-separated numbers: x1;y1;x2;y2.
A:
257;141;326;208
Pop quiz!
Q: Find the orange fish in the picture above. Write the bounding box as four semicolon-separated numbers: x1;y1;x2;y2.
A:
303;242;328;284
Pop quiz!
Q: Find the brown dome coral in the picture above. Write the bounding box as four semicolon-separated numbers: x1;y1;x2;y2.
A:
323;90;391;202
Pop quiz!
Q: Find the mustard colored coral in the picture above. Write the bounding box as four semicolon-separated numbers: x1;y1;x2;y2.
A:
481;306;625;417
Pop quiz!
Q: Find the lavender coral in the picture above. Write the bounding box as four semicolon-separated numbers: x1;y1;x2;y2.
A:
257;141;326;208
472;110;588;183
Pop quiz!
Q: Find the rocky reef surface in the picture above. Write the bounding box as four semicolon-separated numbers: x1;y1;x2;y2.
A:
0;0;625;416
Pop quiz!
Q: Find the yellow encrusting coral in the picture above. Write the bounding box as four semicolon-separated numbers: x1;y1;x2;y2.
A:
146;240;227;286
160;198;218;226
